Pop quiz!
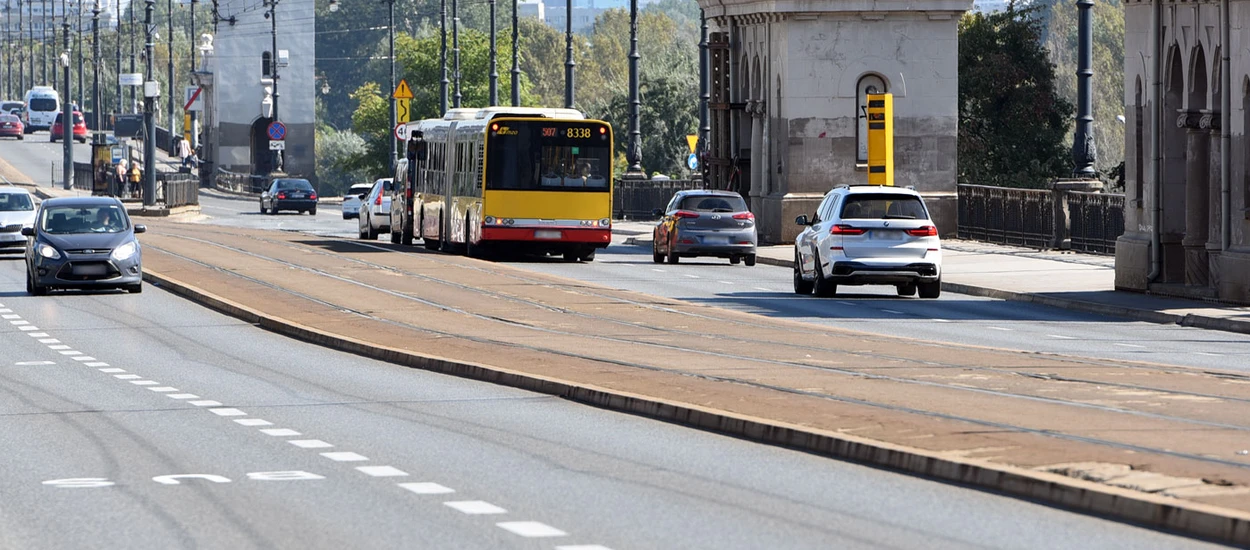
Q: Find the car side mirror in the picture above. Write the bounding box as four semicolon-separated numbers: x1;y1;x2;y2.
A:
20;227;34;236
794;215;809;226
133;225;146;234
651;208;663;217
358;193;367;199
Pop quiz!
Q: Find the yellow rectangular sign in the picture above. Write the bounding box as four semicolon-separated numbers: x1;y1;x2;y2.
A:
865;93;893;186
397;99;411;124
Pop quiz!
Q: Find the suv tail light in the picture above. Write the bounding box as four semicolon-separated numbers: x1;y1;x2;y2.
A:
732;212;755;221
829;224;865;235
673;210;699;219
905;225;938;237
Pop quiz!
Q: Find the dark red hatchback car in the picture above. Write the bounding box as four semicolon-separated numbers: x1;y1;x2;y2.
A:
0;114;24;140
51;111;88;143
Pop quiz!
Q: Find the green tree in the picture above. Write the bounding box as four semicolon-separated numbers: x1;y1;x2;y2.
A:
316;127;371;195
958;4;1074;188
601;76;698;176
347;82;392;178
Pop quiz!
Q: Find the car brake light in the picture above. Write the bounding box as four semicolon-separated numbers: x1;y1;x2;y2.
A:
277;192;287;199
674;210;699;219
375;193;382;206
732;212;754;220
906;226;938;237
309;193;318;200
829;224;865;235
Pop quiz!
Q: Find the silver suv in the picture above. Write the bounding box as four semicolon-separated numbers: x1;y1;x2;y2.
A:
793;185;942;298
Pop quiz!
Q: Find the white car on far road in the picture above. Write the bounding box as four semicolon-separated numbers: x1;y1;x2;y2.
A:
0;186;37;254
358;178;393;240
341;182;374;220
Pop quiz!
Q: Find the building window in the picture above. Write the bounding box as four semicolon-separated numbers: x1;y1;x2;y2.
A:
856;74;887;164
262;51;272;77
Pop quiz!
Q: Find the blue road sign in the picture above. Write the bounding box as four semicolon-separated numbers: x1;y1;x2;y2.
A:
267;121;287;141
687;153;699;171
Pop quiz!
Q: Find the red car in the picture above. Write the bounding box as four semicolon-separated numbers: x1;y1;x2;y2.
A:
50;111;88;143
0;114;24;139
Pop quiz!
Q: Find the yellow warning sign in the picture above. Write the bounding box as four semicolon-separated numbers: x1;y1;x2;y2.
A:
686;134;698;154
397;99;411;124
393;79;414;100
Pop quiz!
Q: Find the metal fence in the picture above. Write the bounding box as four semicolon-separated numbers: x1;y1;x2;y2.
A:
214;168;268;195
156;173;200;207
957;184;1056;249
613;178;706;220
1067;191;1125;254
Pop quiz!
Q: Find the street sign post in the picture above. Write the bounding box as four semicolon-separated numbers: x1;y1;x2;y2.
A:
267;121;287;141
394;123;407;141
687;153;699;171
183;86;203;112
269;140;286;151
119;73;142;86
392;79;414;99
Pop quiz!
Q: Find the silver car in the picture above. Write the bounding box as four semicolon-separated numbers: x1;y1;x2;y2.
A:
652;190;757;265
0;187;37;253
23;197;145;295
341;182;374;220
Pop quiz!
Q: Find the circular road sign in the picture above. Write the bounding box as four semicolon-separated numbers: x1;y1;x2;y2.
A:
687;153;699;171
394;123;407;140
267;121;287;141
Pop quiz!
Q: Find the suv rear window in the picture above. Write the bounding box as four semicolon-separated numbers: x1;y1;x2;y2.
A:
679;195;748;212
841;194;928;220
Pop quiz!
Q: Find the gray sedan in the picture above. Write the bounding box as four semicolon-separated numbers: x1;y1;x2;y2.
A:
652;190;757;265
23;197;145;295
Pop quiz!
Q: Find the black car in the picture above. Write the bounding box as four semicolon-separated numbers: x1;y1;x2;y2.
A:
23;197;145;295
260;178;319;215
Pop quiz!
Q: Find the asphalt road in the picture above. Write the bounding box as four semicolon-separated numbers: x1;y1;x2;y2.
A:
190;192;1250;373
0;132;93;187
0;255;1224;550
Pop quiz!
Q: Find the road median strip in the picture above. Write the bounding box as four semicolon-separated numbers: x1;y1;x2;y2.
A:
143;265;1250;546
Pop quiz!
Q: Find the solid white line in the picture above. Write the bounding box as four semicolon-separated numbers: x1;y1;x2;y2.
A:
1048;334;1077;340
99;368;127;373
85;362;109;367
496;521;567;538
114;374;142;380
444;501;506;514
398;482;455;495
1196;352;1223;357
188;400;223;407
1114;343;1146;349
209;408;247;416
289;440;334;449
260;428;301;437
47;344;70;350
18;326;38;331
167;393;199;399
38;338;59;344
147;387;179;392
71;356;96;362
320;452;369;462
234;418;273;426
356;466;408;477
987;326;1012;331
130;380;160;386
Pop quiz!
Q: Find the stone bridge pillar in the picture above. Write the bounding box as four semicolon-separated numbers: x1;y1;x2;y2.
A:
1179;111;1209;286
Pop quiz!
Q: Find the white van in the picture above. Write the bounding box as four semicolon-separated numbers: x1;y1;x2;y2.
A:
23;87;60;133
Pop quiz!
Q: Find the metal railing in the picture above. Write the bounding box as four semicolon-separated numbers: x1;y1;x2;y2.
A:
613;178;707;220
1067;191;1125;254
155;173;200;207
214;168;268;195
957;184;1056;249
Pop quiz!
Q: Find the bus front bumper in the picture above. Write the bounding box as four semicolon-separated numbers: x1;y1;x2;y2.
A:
480;227;611;245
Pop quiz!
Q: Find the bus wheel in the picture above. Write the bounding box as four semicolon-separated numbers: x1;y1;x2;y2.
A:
562;251;579;262
578;249;596;262
401;217;414;245
465;218;480;258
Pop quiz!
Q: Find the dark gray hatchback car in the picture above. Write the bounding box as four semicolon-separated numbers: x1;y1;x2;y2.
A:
652;190;757;265
23;197;145;295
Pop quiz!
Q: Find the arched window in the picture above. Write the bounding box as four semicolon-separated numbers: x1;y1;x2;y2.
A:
856;74;887;164
262;51;272;77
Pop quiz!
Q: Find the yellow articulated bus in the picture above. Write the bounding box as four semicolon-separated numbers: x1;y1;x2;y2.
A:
391;107;614;261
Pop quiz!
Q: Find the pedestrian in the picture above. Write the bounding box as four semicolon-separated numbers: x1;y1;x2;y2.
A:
115;159;129;197
129;162;142;200
178;138;194;170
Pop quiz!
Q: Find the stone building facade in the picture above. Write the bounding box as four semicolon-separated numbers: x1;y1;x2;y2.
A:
201;0;315;181
1116;0;1250;303
696;0;973;244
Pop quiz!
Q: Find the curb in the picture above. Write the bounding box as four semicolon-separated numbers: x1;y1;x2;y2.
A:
141;266;1250;546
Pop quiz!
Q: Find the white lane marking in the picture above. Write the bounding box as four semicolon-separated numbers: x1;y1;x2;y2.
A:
1196;352;1223;357
320;452;368;462
496;521;568;538
719;281;733;285
2;314;19;319
147;387;179;392
99;368;126;373
58;350;82;355
260;428;301;437
880;309;904;314
356;466;408;477
1048;334;1077;340
987;326;1012;331
47;345;70;350
0;309;11;313
130;380;160;386
85;362;109;367
556;546;615;550
10;320;29;325
209;408;247;417
188;400;223;407
683;274;700;279
444;501;507;515
289;440;334;449
651;269;666;273
71;356;97;362
114;374;142;380
1114;343;1146;349
27;332;49;338
15;361;56;366
398;482;455;495
931;319;952;323
18;326;38;332
38;338;60;344
754;287;770;291
836;301;856;306
234;418;273;426
167;393;199;399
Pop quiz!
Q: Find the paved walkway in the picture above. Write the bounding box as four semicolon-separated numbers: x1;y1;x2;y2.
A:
613;221;1250;335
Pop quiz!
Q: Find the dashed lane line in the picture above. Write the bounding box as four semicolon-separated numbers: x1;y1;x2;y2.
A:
147;387;180;392
289;440;334;449
209;408;248;417
399;482;455;495
321;452;369;462
1114;343;1146;349
114;374;142;380
445;501;507;515
130;380;160;386
356;466;408;477
233;418;273;426
1048;334;1077;340
188;400;223;407
167;393;200;399
260;428;301;437
496;521;568;538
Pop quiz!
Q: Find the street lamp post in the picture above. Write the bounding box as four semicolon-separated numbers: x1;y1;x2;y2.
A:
625;0;642;175
143;0;155;205
1071;0;1096;178
77;1;82;112
5;5;11;99
92;0;99;131
167;0;174;141
18;0;25;94
440;0;447;114
488;0;497;105
60;10;70;189
452;0;460;108
116;0;122;114
510;0;518;106
50;0;56;88
563;0;573;108
189;0;197;151
388;0;396;166
698;10;709;175
129;0;135;113
268;0;280;172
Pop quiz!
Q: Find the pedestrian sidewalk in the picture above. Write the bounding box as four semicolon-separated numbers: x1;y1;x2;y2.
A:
613;220;1250;335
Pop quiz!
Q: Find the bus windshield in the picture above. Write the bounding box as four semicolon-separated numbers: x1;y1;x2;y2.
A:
485;121;612;192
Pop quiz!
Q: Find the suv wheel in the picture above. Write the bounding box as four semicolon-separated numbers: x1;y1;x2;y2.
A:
896;283;917;297
813;262;837;297
918;279;941;299
792;252;814;295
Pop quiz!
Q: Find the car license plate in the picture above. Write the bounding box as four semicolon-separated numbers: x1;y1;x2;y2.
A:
290;192;304;198
74;264;107;275
534;230;562;240
702;236;728;245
